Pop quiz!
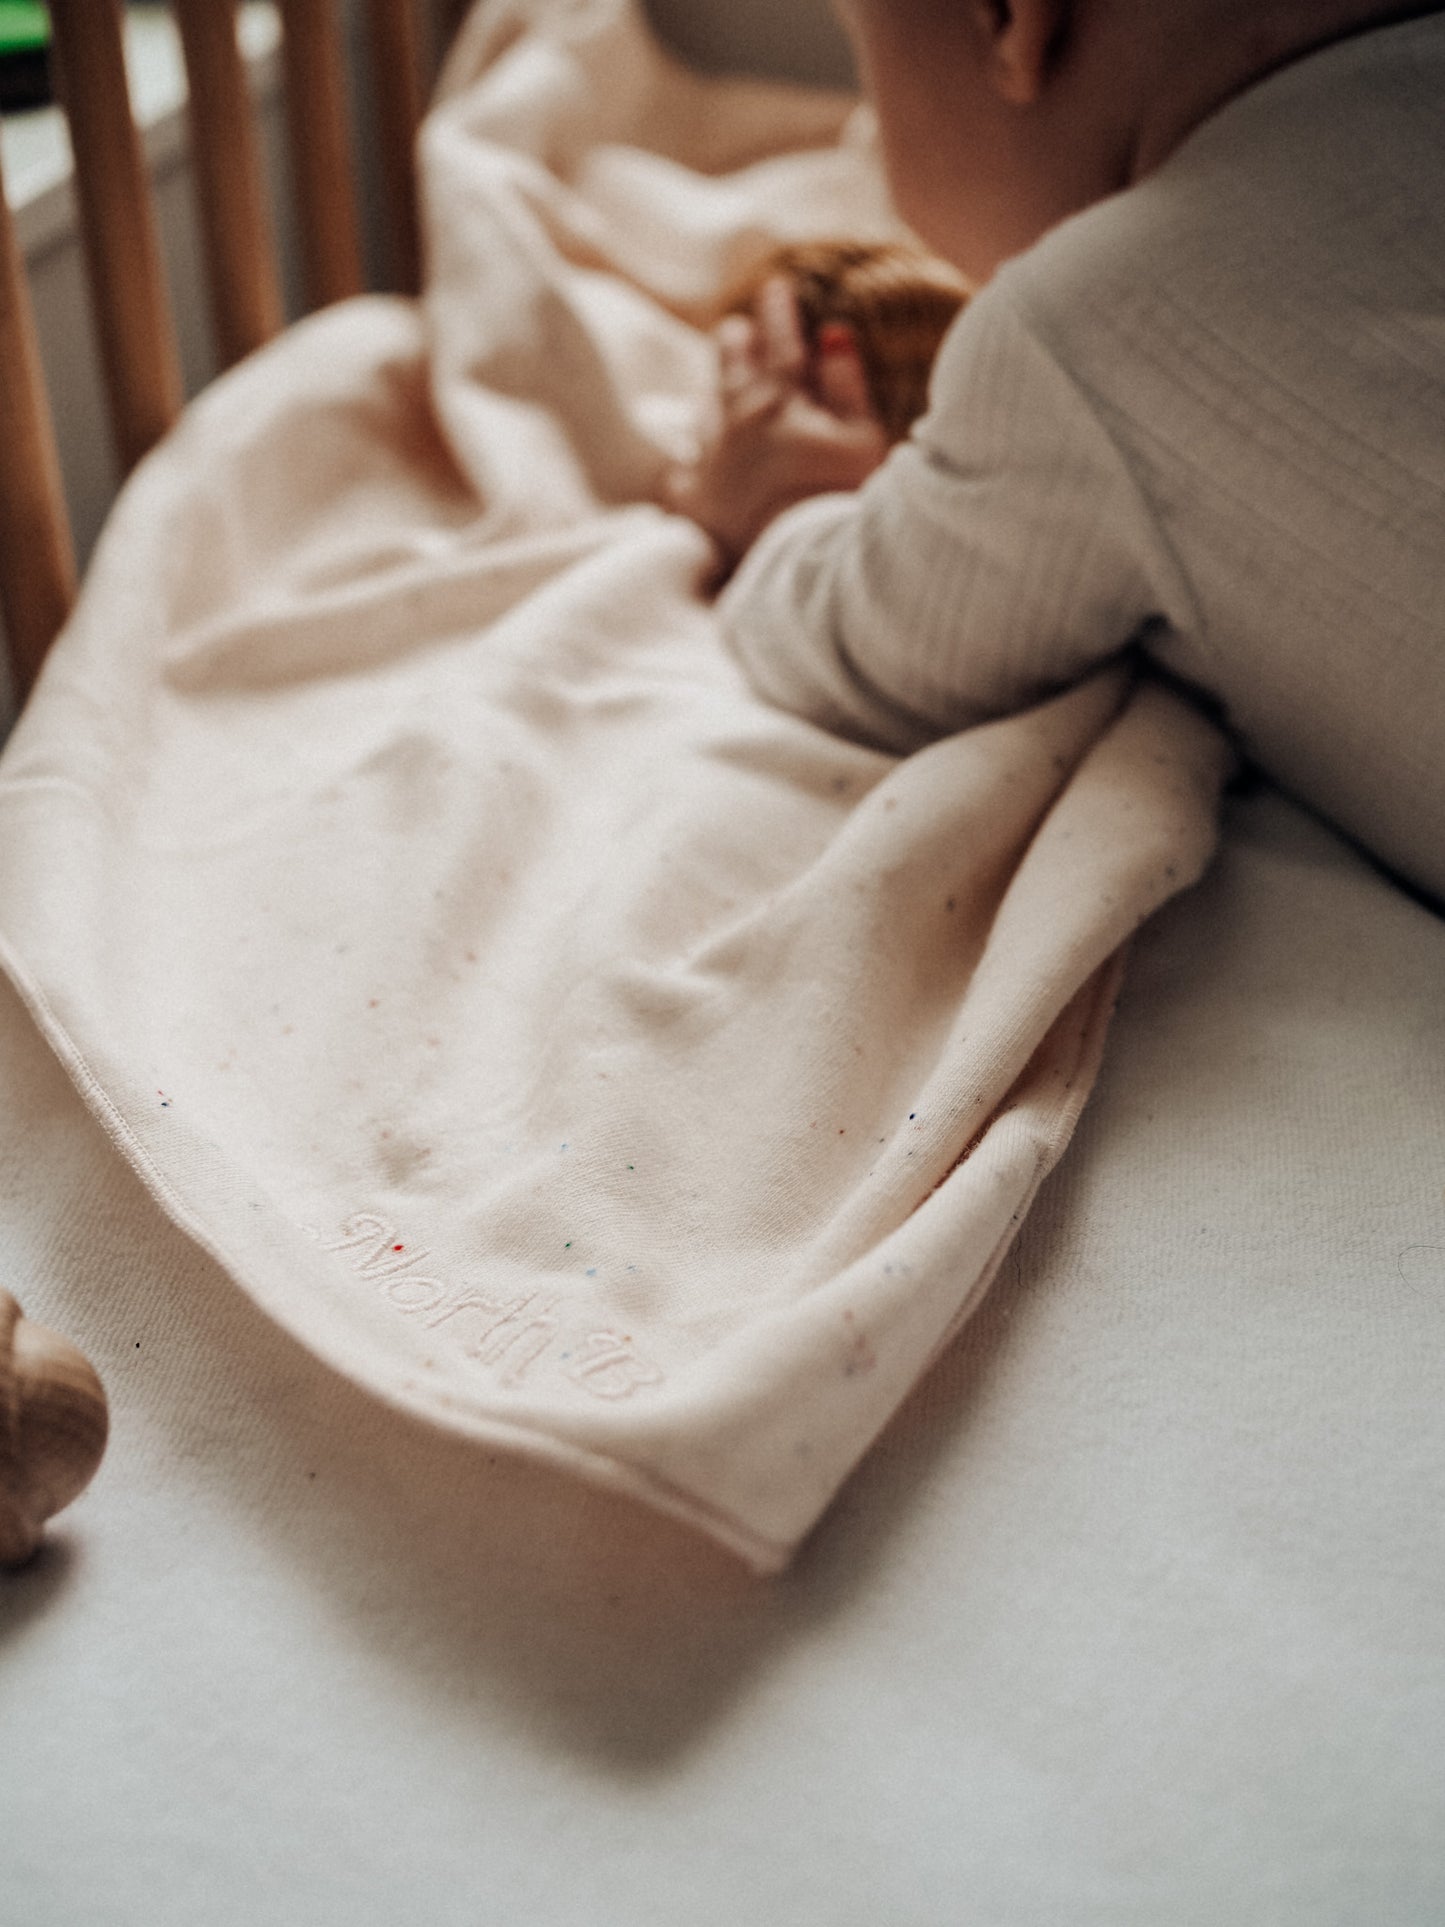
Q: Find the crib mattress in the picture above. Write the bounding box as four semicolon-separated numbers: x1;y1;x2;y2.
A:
2;784;1442;1926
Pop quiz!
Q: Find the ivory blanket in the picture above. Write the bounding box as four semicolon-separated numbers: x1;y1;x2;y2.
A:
0;0;1228;1568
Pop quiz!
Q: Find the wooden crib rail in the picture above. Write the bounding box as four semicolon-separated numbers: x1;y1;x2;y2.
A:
48;0;185;474
0;0;447;707
0;138;77;701
279;0;365;309
365;0;428;299
174;0;286;368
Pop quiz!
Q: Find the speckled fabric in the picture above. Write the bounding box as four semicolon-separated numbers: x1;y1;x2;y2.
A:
0;0;1228;1567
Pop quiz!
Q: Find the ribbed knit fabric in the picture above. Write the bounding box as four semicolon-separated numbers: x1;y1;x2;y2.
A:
722;13;1445;904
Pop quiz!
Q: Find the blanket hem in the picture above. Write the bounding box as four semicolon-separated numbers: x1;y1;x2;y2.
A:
0;924;799;1575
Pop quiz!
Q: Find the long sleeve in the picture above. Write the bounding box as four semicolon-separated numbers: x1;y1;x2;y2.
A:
717;281;1196;755
717;14;1445;903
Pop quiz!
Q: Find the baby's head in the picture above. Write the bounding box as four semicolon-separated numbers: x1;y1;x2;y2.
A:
833;0;1417;282
727;241;969;442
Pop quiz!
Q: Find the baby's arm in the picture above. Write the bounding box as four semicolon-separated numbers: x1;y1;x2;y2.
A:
719;279;1193;753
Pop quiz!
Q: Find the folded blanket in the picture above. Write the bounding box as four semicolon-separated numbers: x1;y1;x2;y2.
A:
0;0;1229;1570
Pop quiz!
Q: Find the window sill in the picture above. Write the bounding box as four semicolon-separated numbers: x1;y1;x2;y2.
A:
2;2;281;258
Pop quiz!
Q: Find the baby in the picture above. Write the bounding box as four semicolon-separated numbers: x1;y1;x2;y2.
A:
669;0;1445;907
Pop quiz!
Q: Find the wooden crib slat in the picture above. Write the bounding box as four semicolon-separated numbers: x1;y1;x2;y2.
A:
433;0;474;64
0;145;77;700
277;0;365;310
47;0;183;476
366;0;427;295
174;0;284;369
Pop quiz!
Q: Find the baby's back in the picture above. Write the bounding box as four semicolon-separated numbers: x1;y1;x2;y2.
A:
1013;12;1445;899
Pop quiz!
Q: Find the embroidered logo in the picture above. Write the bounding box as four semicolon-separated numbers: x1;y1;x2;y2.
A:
314;1212;664;1399
565;1330;664;1400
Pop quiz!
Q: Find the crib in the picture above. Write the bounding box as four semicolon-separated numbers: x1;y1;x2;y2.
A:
0;0;854;705
0;0;470;705
1;5;1441;1921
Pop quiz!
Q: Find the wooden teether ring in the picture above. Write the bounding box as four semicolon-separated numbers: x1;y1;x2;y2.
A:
0;1289;109;1567
726;239;971;445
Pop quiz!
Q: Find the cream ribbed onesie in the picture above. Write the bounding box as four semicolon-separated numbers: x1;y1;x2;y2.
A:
721;14;1445;903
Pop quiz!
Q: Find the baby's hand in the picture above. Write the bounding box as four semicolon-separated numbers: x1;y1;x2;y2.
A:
665;275;888;576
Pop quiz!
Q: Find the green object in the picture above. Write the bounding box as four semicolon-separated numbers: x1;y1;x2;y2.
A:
0;3;48;57
0;1;50;111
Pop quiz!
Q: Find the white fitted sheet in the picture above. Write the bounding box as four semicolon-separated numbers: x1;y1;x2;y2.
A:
2;786;1443;1925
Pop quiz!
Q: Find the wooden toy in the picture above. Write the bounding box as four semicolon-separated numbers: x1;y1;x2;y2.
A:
0;1289;108;1567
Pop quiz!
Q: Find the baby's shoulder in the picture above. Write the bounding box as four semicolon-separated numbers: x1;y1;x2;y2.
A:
1004;11;1445;354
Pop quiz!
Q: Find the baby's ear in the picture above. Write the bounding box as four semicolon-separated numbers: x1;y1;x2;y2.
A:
973;0;1069;105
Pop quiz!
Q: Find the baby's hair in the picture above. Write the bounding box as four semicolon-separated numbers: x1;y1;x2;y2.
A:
728;240;969;443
